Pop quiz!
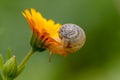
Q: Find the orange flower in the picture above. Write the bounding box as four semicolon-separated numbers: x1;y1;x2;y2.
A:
22;8;67;56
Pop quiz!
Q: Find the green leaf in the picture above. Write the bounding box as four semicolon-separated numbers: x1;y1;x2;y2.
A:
6;48;12;60
14;65;25;78
0;54;4;70
0;73;3;80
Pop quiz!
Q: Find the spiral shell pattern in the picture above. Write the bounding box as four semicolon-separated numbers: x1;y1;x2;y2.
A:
59;23;86;53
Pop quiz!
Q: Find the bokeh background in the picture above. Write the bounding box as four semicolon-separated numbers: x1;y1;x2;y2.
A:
0;0;120;80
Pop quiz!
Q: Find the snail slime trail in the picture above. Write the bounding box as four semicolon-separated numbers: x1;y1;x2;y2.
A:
59;23;86;53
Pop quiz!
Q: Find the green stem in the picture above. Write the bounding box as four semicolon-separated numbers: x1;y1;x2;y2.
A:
18;49;35;69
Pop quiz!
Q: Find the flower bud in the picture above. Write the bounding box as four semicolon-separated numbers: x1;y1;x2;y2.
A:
3;56;17;79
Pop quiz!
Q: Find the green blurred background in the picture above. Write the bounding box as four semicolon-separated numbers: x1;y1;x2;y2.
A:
0;0;120;80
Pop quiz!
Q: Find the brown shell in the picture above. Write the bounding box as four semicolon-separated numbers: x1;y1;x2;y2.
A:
59;23;86;53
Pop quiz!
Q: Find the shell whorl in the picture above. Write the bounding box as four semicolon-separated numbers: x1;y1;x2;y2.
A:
59;23;86;53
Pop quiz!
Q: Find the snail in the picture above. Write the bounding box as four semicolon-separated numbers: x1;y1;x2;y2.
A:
59;23;86;53
49;23;86;62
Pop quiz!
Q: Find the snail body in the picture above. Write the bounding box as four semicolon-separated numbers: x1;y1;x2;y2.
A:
59;23;86;53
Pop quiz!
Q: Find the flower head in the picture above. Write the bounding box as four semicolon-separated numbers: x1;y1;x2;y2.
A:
23;8;67;56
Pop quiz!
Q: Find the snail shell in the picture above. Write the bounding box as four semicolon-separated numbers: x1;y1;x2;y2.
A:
59;23;86;53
